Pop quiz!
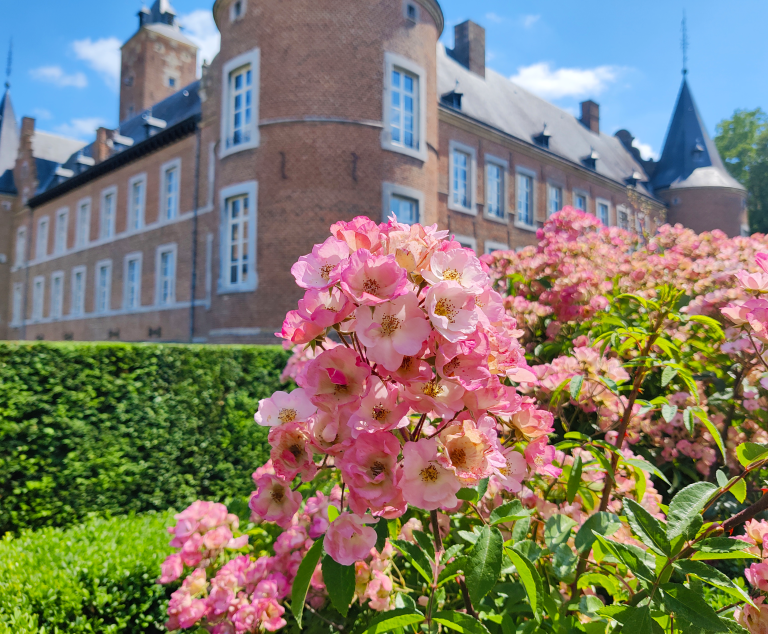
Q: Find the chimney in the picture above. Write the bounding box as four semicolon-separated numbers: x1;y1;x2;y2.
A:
93;127;111;164
451;20;485;77
580;100;599;133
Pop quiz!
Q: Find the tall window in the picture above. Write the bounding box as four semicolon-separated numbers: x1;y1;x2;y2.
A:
452;149;470;209
618;208;629;231
36;217;49;259
390;68;418;150
101;190;115;239
12;283;23;324
390;195;418;224
124;255;142;310
574;192;587;211
55;209;68;254
15;227;26;266
50;273;64;320
32;276;45;321
226;195;250;287
71;268;85;316
597;201;610;225
163;165;179;220
517;173;534;226
157;247;176;305
76;200;90;247
128;177;145;231
229;65;252;147
96;261;112;313
486;163;504;219
547;185;562;217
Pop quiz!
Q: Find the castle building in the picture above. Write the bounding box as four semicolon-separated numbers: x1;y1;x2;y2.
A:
0;0;747;343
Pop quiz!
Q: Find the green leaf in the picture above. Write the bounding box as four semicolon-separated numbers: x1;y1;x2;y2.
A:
661;366;678;387
457;488;479;502
592;533;656;584
437;556;469;586
692;550;760;561
411;530;435;560
374;519;389;552
623;499;671;556
466;526;504;605
694;537;755;553
579;595;604;617
476;478;489;500
731;478;747;504
327;505;340;523
673;560;755;608
513;540;542;562
661;403;678;423
578;573;621;596
356;608;425;634
683;408;694;435
569;375;584;400
551;543;578;581
692;407;726;460
566;455;583;504
736;442;768;468
666;482;717;541
391;539;433;583
622;605;655;634
292;538;324;629
322;555;356;617
511;517;530;543
490;500;531;525
432;611;491;634
621;457;671;486
574;512;621;554
716;469;729;488
458;530;479;544
544;514;577;549
660;583;728;632
505;547;541;615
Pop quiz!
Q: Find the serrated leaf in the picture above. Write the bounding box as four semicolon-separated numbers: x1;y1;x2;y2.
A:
357;608;425;634
322;555;356;617
622;605;655;634
660;583;728;632
566;456;582;504
592;533;656;584
661;366;678;387
621;457;671;486
692;407;726;460
476;477;489;500
432;611;491;634
511;517;530;543
666;482;718;541
623;499;670;556
694;537;754;553
490;500;531;525
673;560;755;608
391;539;433;583
683;407;694;434
292;538;324;628
513;540;542;562
411;530;435;560
736;442;768;468
437;556;469;586
458;530;479;544
731;478;747;503
578;572;621;596
661;403;678;423
569;375;584;400
505;547;541;615
544;514;577;549
551;543;578;581
466;526;503;605
574;512;621;554
457;487;479;502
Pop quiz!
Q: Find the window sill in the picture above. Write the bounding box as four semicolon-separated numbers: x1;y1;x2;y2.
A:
514;219;537;233
484;211;508;224
381;138;427;163
447;202;477;216
217;281;259;295
220;134;260;159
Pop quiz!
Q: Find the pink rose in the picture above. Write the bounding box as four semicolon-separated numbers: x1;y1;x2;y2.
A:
253;596;288;632
340;249;409;306
158;553;183;584
277;309;325;344
249;474;303;528
304;347;371;412
291;236;350;290
524;437;562;478
422;248;489;291
298;286;355;328
495;447;528;493
268;421;318;482
330;216;381;252
747;561;768;592
425;281;479;343
399;438;462;511
348;377;409;437
324;512;378;566
255;388;317;427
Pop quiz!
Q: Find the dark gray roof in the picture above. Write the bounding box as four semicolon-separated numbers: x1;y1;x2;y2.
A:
0;87;19;176
651;79;744;192
117;79;201;143
0;168;16;195
34;158;60;195
436;46;653;197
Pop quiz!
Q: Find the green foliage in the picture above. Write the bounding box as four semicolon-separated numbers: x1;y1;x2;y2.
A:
0;512;173;634
0;342;291;533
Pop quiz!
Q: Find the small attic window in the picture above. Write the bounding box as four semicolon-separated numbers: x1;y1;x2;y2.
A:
533;124;551;149
440;90;462;110
405;2;418;22
231;0;246;21
168;77;176;87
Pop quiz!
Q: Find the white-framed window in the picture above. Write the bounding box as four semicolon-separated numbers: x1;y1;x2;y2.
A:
100;187;117;239
71;266;86;317
516;168;536;230
220;47;260;157
15;226;26;266
382;52;427;161
453;234;477;253
448;140;477;214
50;271;64;320
404;0;419;21
219;181;258;293
36;217;49;259
124;253;143;310
128;174;146;231
597;198;611;226
156;244;177;306
617;206;629;231
484;240;510;255
573;190;588;212
485;155;508;221
547;184;563;217
54;208;68;254
383;182;424;225
230;0;246;21
160;160;180;221
12;282;23;325
32;275;45;321
95;260;112;314
76;198;91;248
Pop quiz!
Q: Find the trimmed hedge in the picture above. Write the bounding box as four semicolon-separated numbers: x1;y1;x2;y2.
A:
0;512;173;633
0;342;291;533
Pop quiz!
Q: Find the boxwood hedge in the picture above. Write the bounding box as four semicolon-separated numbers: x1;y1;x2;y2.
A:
0;342;291;534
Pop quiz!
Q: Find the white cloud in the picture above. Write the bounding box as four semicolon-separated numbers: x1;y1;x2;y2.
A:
485;12;505;23
632;138;658;161
32;108;53;120
510;62;620;100
54;117;107;140
30;66;87;88
180;10;221;73
522;14;540;29
72;37;121;90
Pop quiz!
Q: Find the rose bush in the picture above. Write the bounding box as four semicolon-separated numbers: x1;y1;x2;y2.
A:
159;210;768;633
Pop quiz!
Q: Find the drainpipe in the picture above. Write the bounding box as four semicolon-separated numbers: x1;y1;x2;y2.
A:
188;122;202;343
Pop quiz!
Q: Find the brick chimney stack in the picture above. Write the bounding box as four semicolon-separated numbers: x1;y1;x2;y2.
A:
93;127;111;164
580;100;600;133
451;20;485;78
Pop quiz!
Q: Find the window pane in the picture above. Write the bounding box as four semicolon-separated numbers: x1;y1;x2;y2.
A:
452;151;469;208
390;195;418;224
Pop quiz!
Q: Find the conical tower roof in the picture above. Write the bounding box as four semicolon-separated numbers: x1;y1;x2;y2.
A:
652;78;744;192
0;85;19;176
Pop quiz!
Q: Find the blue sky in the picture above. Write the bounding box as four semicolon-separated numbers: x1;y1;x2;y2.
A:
1;0;766;160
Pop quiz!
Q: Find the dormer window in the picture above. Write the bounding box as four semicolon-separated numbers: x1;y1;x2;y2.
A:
234;0;243;18
582;148;599;170
405;2;418;22
534;124;551;149
440;90;462;110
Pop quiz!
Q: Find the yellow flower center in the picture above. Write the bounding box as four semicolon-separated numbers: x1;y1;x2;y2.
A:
278;408;298;423
380;314;401;336
449;447;467;468
399;356;413;371
443;268;461;281
320;263;335;281
420;464;440;483
372;405;390;421
433;298;458;323
422;380;445;398
363;278;381;295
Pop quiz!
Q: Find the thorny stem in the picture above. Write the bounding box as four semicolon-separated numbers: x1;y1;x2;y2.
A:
468;502;488;525
458;577;477;618
412;413;428;441
703;457;768;515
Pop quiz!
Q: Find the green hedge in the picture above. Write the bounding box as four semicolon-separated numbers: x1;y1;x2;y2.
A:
0;342;291;534
0;512;173;634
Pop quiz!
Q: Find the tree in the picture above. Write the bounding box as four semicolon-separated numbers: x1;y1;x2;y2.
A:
715;107;768;233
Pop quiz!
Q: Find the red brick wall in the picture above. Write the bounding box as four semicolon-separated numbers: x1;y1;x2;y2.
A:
660;187;747;238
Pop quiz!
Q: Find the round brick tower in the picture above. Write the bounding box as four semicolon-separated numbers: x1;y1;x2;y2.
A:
201;0;443;339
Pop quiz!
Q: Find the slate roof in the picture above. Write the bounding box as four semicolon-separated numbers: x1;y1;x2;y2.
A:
436;46;654;197
0;168;15;195
0;87;20;176
651;79;744;192
117;79;201;143
31;131;87;164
